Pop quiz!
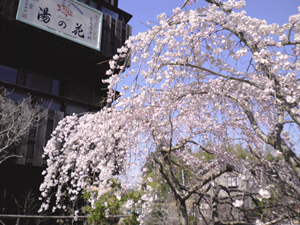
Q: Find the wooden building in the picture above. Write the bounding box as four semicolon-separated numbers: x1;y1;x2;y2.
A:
0;0;132;223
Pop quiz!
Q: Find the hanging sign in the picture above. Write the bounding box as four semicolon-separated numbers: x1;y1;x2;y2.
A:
16;0;103;51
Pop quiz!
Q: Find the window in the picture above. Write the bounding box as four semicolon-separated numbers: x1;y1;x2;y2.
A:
89;1;98;9
25;141;35;163
22;72;52;93
18;71;60;95
45;114;54;141
77;0;88;3
76;0;119;18
42;99;61;111
228;176;238;187
102;7;118;20
77;0;116;8
0;66;60;96
0;65;18;84
6;90;29;102
52;80;60;95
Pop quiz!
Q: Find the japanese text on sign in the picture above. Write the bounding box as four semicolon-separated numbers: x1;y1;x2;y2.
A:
16;0;103;51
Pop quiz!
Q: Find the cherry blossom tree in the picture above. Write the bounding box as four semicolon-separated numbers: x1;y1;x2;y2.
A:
40;0;300;224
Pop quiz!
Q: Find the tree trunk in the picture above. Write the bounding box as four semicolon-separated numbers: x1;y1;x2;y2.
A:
175;197;188;225
153;153;189;225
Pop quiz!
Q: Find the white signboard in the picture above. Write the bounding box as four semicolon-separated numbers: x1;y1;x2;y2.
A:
16;0;103;51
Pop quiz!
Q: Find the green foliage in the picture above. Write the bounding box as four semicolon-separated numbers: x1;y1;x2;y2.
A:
143;160;169;199
223;143;251;160
121;191;142;225
123;213;140;225
188;214;197;225
194;151;215;162
197;142;255;161
83;179;142;225
84;191;121;224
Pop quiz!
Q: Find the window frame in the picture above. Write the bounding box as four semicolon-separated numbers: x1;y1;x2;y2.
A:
227;176;238;188
18;70;60;95
0;65;18;84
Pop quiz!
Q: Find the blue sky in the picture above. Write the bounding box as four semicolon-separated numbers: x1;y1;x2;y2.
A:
119;0;300;35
